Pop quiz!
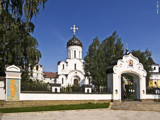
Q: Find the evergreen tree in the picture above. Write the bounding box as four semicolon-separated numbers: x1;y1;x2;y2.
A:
100;31;124;66
84;31;124;92
131;49;152;87
84;37;102;91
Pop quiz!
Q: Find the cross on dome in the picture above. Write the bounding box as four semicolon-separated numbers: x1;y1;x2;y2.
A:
70;25;78;35
126;43;129;54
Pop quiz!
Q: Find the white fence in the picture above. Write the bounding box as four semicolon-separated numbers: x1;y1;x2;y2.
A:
143;94;160;100
20;93;112;101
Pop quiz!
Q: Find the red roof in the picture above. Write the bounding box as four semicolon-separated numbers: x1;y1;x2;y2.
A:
43;72;57;78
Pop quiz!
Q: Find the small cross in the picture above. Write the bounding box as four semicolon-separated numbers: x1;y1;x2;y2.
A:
70;25;78;35
126;43;128;50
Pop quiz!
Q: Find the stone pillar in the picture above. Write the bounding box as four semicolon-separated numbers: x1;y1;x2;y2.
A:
51;84;61;93
5;65;21;101
84;85;92;93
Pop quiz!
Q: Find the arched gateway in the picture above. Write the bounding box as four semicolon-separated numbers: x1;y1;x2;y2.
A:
106;53;147;101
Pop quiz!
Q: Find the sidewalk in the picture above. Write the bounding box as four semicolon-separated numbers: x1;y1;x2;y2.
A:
0;109;160;120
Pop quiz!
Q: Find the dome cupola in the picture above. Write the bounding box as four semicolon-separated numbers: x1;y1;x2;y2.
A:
67;35;82;47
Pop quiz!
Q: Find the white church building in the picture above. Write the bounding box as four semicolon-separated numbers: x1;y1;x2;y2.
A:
29;25;89;89
56;34;88;88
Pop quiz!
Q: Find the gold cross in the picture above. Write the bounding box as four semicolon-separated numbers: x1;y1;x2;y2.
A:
70;25;78;35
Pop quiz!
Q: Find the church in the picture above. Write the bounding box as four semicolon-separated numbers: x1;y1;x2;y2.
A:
30;25;89;88
56;33;89;88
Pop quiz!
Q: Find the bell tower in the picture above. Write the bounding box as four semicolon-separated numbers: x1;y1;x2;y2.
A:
67;25;82;59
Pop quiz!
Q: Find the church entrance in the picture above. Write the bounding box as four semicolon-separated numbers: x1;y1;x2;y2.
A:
74;79;78;87
121;73;140;101
107;53;147;101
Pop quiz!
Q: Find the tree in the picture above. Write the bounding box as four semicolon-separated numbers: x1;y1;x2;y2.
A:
0;12;41;76
0;0;47;80
131;49;153;87
100;31;124;66
84;37;102;91
84;31;124;92
0;0;47;24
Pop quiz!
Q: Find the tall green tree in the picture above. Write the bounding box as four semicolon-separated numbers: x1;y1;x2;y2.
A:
101;31;124;66
131;49;153;87
0;0;47;24
84;31;124;91
84;37;103;91
0;0;47;77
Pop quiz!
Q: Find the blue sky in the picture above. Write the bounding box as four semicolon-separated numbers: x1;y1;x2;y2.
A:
32;0;160;72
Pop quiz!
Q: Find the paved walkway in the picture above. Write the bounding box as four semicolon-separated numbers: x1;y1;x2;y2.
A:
0;109;160;120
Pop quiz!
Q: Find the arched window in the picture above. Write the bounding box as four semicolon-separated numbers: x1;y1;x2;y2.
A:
62;64;64;69
87;89;89;93
79;51;80;59
74;64;76;70
74;50;76;58
36;65;39;70
62;78;64;84
54;79;57;84
154;67;156;70
55;88;57;93
69;51;71;58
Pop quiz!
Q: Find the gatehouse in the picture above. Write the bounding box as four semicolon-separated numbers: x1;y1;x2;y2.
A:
107;53;147;101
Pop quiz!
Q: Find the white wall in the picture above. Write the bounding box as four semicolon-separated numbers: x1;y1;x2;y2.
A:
151;65;159;73
0;81;5;100
20;93;112;101
143;94;160;100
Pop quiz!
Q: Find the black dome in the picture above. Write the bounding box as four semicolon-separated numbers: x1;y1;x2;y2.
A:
67;35;82;47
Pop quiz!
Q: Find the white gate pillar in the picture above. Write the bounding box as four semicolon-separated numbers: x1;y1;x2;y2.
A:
5;65;21;101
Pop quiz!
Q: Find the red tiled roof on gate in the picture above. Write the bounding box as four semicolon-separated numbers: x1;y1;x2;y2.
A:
43;72;57;78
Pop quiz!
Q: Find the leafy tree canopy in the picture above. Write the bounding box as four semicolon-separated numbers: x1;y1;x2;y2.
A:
131;49;152;87
84;31;124;91
0;0;47;78
84;31;154;91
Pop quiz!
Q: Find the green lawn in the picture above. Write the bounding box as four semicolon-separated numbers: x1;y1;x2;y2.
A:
0;102;110;113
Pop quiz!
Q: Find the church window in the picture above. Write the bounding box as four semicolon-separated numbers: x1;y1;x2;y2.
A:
75;64;77;70
62;78;64;84
54;79;57;84
154;81;157;85
87;89;89;93
79;51;80;58
55;88;57;93
63;64;64;69
74;50;76;58
36;65;39;70
69;51;71;58
154;67;156;70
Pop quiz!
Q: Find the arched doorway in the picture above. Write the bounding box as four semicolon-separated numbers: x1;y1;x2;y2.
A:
106;53;147;101
74;79;78;87
121;73;140;100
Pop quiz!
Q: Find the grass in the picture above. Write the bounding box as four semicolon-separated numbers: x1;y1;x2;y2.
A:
154;99;160;102
0;102;110;113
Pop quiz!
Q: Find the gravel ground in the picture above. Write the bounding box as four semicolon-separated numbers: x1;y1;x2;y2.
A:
0;109;160;120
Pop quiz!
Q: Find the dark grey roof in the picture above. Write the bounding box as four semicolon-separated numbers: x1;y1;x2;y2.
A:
84;85;92;88
106;53;131;74
50;83;61;87
67;35;82;47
